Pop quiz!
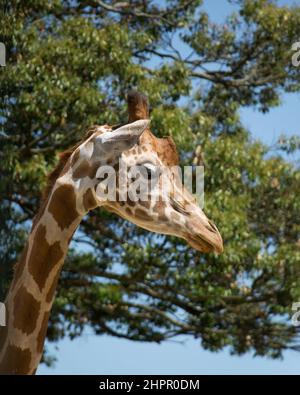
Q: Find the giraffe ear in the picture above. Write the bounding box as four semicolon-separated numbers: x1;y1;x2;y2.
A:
99;119;150;152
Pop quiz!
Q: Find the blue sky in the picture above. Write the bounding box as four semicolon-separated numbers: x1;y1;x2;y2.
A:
38;0;300;375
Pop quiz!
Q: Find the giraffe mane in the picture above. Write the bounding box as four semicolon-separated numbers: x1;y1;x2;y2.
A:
42;150;73;202
28;126;101;232
42;126;99;202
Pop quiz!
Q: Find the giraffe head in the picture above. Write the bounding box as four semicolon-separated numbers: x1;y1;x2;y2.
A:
57;92;223;254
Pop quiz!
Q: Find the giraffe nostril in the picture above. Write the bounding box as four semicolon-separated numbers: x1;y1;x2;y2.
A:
170;197;190;216
207;219;218;233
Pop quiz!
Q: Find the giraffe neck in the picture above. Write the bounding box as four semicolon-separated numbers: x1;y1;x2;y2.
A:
0;179;89;374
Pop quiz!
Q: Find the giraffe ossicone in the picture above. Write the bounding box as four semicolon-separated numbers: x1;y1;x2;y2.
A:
0;91;223;375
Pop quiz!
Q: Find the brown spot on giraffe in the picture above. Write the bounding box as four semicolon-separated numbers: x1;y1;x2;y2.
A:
13;285;41;335
0;345;32;374
48;184;79;230
129;147;137;156
28;224;64;292
87;161;101;179
83;189;98;212
72;160;91;179
139;199;151;209
37;311;50;354
125;207;132;215
136;146;143;155
127;197;135;207
153;200;168;221
135;208;152;221
0;322;8;352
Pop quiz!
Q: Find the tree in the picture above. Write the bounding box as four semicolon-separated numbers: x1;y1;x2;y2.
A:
1;0;300;364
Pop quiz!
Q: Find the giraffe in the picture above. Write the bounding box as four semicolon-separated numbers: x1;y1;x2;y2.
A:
0;91;223;375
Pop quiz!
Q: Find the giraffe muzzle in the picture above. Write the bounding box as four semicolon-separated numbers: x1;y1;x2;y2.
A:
186;217;223;254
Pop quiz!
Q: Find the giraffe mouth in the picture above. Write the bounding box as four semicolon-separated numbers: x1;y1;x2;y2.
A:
188;235;218;253
188;234;223;254
187;221;223;254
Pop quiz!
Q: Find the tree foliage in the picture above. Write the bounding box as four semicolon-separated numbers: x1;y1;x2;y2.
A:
1;0;300;362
